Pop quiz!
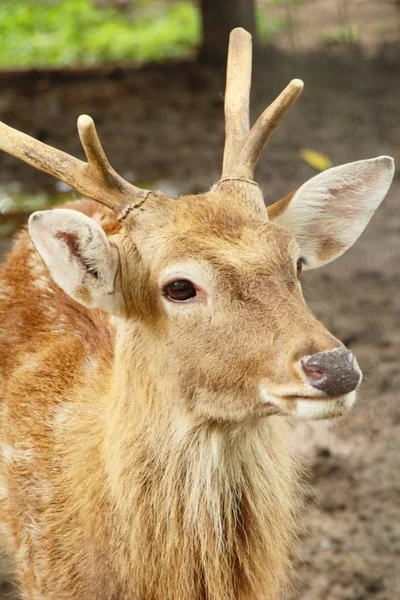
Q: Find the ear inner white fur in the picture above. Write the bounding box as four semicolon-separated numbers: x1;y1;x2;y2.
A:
269;156;395;269
28;208;120;312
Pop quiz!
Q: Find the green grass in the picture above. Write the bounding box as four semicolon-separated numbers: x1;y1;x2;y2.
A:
0;189;75;212
258;12;291;43
0;0;294;69
321;24;360;46
0;0;201;68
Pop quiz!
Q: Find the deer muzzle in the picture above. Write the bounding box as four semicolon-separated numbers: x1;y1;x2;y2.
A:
300;348;362;397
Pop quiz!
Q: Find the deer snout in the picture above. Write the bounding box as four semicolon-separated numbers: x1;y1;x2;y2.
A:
300;348;361;397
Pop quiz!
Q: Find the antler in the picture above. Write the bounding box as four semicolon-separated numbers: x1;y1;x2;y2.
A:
0;115;149;214
221;28;304;181
0;29;301;211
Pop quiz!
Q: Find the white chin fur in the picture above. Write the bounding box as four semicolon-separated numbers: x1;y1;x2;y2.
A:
259;387;357;421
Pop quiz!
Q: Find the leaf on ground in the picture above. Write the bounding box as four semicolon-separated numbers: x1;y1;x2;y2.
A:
300;148;333;171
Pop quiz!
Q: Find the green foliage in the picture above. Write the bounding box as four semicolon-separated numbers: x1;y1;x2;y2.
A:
0;0;201;68
322;24;360;45
257;0;296;43
257;12;290;42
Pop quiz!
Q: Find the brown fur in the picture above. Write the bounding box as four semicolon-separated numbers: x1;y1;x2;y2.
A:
267;191;296;220
0;190;342;600
317;237;346;262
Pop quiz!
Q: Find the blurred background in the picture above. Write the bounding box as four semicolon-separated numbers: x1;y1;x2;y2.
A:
0;1;399;598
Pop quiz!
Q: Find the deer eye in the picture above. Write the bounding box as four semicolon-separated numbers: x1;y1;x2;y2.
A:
297;258;305;277
163;279;197;302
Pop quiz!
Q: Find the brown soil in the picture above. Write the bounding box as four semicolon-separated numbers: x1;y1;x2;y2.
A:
0;49;399;599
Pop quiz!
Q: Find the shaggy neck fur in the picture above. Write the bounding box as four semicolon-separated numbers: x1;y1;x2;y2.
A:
98;321;301;600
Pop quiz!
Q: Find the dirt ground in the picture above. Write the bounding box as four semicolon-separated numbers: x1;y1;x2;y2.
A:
0;47;399;599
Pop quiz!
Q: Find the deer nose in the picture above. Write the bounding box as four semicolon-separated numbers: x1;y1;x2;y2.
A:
300;348;361;397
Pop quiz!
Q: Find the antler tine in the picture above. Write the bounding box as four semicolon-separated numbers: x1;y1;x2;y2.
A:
235;79;304;180
76;115;149;211
220;27;304;182
222;28;252;178
0;116;149;214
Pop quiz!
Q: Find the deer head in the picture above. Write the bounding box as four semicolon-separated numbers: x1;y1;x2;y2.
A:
0;29;394;423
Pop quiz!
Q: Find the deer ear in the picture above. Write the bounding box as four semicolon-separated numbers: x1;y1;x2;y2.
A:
268;156;395;269
29;209;121;313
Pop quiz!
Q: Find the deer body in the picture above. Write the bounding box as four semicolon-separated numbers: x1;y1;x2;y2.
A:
0;200;300;600
0;28;394;600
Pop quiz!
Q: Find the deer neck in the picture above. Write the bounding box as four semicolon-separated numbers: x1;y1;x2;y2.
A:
96;318;300;600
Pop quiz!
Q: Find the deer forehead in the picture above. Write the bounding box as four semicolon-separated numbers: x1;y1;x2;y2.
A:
123;191;264;234
119;192;298;277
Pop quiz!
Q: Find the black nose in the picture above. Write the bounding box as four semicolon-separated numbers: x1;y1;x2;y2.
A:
301;348;361;397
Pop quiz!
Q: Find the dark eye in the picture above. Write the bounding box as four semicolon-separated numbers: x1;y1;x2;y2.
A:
297;258;305;277
163;279;197;302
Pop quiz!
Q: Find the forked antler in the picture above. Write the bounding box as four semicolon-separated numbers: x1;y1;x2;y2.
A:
0;115;149;214
0;28;301;212
221;28;303;181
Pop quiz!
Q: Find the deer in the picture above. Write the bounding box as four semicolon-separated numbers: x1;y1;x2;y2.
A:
0;27;394;600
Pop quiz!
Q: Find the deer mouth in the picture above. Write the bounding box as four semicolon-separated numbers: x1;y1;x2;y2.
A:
258;386;357;421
